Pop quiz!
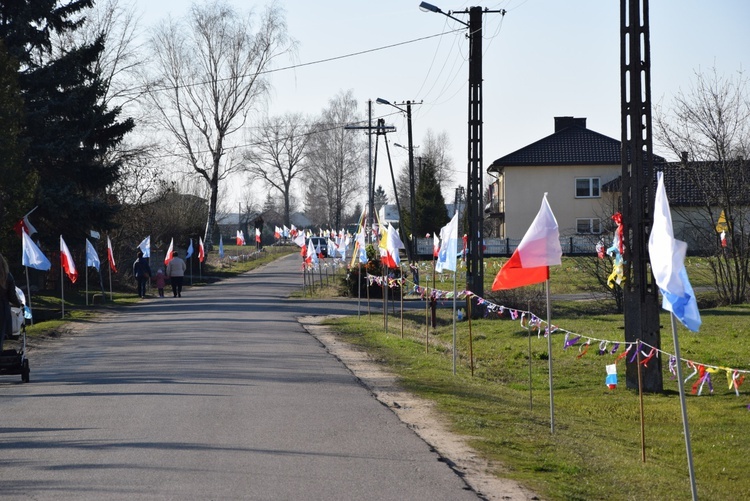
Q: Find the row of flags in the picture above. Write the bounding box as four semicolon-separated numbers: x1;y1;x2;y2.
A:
234;229;262;246
138;236;206;265
12;170;702;332
22;231;118;282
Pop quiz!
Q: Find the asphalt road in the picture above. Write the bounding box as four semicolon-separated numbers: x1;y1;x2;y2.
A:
0;254;479;500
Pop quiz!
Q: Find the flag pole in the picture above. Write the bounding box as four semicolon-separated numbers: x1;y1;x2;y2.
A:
25;267;34;325
400;263;404;339
452;268;457;375
636;339;646;462
85;239;89;306
546;278;555;434
670;313;698;500
61;260;65;319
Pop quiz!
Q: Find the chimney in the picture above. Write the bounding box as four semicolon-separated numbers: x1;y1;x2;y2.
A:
554;116;586;132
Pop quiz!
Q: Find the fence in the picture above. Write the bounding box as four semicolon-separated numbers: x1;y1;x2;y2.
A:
415;235;602;258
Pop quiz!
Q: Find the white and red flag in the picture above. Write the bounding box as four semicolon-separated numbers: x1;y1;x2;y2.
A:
492;193;562;290
60;235;78;283
107;235;117;273
381;223;404;269
198;237;205;263
274;226;281;239
236;230;245;246
255;228;261;243
164;238;174;265
14;210;38;237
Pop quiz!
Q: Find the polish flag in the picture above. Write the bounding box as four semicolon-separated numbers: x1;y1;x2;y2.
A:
381;223;404;269
492;193;562;290
432;233;440;258
255;228;261;243
720;230;727;248
60;235;78;283
198;237;205;262
164;238;174;265
107;235;118;273
14;213;38;237
274;226;281;239
236;230;245;246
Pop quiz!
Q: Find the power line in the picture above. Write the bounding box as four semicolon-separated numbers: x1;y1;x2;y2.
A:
119;29;465;99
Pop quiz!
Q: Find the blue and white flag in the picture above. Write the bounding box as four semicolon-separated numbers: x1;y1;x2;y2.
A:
86;238;100;271
21;231;51;271
435;212;459;273
218;235;224;259
138;235;151;258
186;239;194;260
648;172;701;332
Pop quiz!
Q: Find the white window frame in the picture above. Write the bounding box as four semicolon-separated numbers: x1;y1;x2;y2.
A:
575;177;601;198
576;218;602;234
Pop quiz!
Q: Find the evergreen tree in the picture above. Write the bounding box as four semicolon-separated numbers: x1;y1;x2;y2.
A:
0;40;34;258
412;158;448;237
1;0;134;248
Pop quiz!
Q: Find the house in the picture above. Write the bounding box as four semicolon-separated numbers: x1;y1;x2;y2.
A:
487;116;626;240
602;158;750;253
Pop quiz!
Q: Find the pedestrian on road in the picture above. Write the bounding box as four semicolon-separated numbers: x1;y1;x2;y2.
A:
166;251;186;297
133;250;151;299
153;268;166;298
0;253;21;351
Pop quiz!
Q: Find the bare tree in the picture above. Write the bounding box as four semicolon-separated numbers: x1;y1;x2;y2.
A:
244;113;311;227
654;67;750;304
143;1;293;248
306;90;365;229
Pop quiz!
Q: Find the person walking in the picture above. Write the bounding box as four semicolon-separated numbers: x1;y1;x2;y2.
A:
153;269;167;298
133;250;151;299
166;250;186;297
0;253;22;351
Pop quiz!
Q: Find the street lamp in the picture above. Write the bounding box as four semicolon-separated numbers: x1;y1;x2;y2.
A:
376;97;419;261
419;2;505;308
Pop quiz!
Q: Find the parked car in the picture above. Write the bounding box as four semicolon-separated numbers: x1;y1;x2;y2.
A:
309;237;329;258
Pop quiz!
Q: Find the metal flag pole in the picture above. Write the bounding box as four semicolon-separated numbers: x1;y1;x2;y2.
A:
670;313;698;500
546;278;555;434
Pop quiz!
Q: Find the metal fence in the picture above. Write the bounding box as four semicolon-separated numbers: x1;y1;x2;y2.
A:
415;235;602;258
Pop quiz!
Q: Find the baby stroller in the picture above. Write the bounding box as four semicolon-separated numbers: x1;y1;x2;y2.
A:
0;287;31;383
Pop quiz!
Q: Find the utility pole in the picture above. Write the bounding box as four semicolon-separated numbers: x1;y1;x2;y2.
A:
620;0;662;391
344;105;394;241
375;98;422;259
419;3;505;314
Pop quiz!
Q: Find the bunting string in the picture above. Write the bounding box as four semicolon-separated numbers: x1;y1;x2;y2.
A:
365;273;750;388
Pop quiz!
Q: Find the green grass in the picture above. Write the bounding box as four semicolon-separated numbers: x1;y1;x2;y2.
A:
324;300;750;500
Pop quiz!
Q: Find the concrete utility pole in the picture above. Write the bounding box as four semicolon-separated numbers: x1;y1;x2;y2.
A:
620;0;662;392
419;3;505;314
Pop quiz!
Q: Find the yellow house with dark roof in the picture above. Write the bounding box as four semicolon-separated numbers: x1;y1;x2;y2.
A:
487;117;624;240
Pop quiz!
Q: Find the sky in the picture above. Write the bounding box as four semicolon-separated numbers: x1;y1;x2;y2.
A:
131;0;750;210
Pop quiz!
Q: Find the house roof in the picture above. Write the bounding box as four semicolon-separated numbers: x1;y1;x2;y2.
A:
602;160;750;206
488;116;664;172
488;123;622;171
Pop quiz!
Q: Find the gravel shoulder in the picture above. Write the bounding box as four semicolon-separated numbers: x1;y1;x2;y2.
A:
300;315;541;501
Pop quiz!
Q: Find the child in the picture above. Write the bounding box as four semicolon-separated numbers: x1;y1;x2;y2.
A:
154;269;167;298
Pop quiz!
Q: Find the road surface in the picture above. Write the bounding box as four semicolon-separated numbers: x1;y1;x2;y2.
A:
0;254;480;500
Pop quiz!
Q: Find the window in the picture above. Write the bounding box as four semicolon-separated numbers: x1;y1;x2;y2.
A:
577;218;601;234
575;177;600;198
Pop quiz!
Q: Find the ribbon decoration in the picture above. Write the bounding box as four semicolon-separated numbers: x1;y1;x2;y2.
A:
577;340;591;359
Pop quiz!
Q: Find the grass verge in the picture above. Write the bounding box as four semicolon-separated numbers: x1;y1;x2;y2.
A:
325;301;750;500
